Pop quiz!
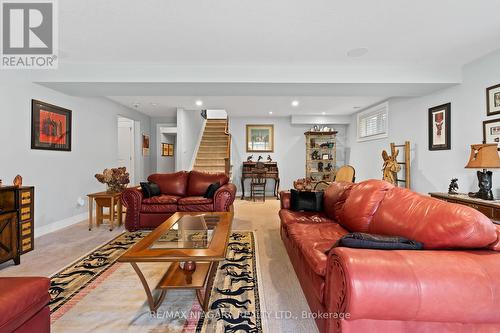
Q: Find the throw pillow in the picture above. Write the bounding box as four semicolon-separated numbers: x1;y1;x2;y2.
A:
204;182;221;198
140;182;161;198
326;232;423;253
290;189;323;212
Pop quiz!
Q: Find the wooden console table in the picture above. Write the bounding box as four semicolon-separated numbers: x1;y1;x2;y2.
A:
241;161;280;200
429;192;500;224
87;191;123;231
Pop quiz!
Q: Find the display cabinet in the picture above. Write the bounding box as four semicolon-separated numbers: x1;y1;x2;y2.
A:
305;131;337;185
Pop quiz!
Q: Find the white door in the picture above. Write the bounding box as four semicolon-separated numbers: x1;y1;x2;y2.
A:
117;118;135;184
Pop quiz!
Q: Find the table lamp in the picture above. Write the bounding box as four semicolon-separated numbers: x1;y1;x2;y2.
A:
465;143;500;200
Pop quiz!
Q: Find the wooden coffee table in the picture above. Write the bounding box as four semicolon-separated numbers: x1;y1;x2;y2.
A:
118;212;233;312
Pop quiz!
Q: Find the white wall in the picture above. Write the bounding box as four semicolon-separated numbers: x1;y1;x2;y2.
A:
176;109;205;170
157;133;176;173
0;81;152;236
347;49;500;195
150;116;176;173
229;117;347;195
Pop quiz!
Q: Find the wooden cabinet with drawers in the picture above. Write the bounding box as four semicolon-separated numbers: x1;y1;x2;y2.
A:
17;187;34;254
429;192;500;224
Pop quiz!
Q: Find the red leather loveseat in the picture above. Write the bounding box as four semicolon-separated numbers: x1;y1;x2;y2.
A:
122;170;236;231
0;277;50;333
280;179;500;333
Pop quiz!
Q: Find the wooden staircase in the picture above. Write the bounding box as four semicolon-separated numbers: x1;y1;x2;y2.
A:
193;119;231;174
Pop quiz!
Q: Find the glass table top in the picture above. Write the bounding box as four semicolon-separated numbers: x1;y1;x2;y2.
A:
150;214;220;249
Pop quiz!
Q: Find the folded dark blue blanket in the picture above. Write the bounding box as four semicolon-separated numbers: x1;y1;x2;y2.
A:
331;232;423;251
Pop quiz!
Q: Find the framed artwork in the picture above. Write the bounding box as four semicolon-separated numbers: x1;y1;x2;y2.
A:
486;84;500;116
31;100;72;151
483;118;500;150
246;124;274;152
428;103;451;151
142;134;150;156
161;143;174;156
322;154;330;160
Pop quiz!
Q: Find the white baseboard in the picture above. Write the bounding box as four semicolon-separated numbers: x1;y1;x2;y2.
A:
34;212;88;239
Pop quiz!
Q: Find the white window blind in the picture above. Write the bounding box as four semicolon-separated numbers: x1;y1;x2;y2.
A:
357;102;389;142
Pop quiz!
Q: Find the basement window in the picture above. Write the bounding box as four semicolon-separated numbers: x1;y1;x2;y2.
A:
357;102;388;142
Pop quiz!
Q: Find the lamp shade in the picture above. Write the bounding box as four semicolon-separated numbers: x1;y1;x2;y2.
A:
465;144;500;169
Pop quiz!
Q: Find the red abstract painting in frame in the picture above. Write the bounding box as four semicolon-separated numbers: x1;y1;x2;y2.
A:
31;100;72;151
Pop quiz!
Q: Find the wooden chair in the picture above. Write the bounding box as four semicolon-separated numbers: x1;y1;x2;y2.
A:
334;165;356;183
250;162;267;202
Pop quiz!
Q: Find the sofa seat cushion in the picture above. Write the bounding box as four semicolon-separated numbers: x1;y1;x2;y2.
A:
140;204;178;213
178;203;214;212
178;196;213;205
142;194;180;205
279;209;335;228
287;223;348;276
0;277;50;333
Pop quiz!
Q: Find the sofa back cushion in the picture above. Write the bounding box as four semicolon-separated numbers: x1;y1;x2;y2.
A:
148;172;189;196
187;171;229;196
323;181;354;221
336;180;393;232
369;187;498;249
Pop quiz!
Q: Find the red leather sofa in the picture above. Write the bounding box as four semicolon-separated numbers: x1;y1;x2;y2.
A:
122;170;236;231
280;179;500;333
0;277;50;333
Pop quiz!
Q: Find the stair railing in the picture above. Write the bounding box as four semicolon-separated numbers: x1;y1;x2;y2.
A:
224;117;232;176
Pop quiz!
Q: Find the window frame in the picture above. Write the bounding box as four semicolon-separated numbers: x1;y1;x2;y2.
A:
356;102;389;142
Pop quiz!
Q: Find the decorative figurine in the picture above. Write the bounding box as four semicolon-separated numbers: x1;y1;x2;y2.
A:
0;179;2;187
311;150;320;160
382;149;401;186
318;162;324;172
13;175;22;188
257;155;263;162
469;171;494;200
448;178;459;195
267;155;272;162
325;163;333;172
247;155;253;162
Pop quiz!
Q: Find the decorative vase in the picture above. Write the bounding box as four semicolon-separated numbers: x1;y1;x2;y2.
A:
180;261;196;272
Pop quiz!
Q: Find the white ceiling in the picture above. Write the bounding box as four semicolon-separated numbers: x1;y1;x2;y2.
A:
106;95;387;117
29;0;500;117
58;0;500;67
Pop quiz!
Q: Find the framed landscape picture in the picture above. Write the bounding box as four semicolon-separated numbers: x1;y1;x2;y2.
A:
483;118;500;150
428;103;451;151
142;134;150;156
31;100;72;151
246;124;274;152
487;84;500;116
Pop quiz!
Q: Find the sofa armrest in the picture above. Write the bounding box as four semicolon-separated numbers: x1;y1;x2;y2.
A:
280;191;291;209
214;183;236;212
121;187;143;231
324;247;500;326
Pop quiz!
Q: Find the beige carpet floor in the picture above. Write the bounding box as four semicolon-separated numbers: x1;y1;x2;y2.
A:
0;199;318;333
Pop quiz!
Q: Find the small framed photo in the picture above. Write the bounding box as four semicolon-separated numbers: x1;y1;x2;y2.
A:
31;100;72;151
322;154;330;160
487;84;500;116
161;143;174;156
142;134;150;156
428;103;451;151
483;118;500;150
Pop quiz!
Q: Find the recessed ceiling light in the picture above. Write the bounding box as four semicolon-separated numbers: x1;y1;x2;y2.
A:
291;100;299;107
347;47;369;58
269;111;273;115
133;102;140;108
151;103;158;107
321;112;326;115
195;100;203;107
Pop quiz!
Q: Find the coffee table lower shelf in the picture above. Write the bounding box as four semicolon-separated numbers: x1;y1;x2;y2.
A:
130;261;218;312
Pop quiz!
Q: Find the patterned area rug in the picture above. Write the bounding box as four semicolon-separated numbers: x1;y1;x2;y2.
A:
50;231;264;333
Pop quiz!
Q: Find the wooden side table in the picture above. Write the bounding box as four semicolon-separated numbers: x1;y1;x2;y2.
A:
87;191;123;231
429;192;500;224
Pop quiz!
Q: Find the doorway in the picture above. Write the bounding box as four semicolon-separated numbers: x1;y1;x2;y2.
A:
117;116;135;185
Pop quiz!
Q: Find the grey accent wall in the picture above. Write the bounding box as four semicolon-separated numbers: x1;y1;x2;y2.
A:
347;49;500;195
0;81;152;233
229;117;347;195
